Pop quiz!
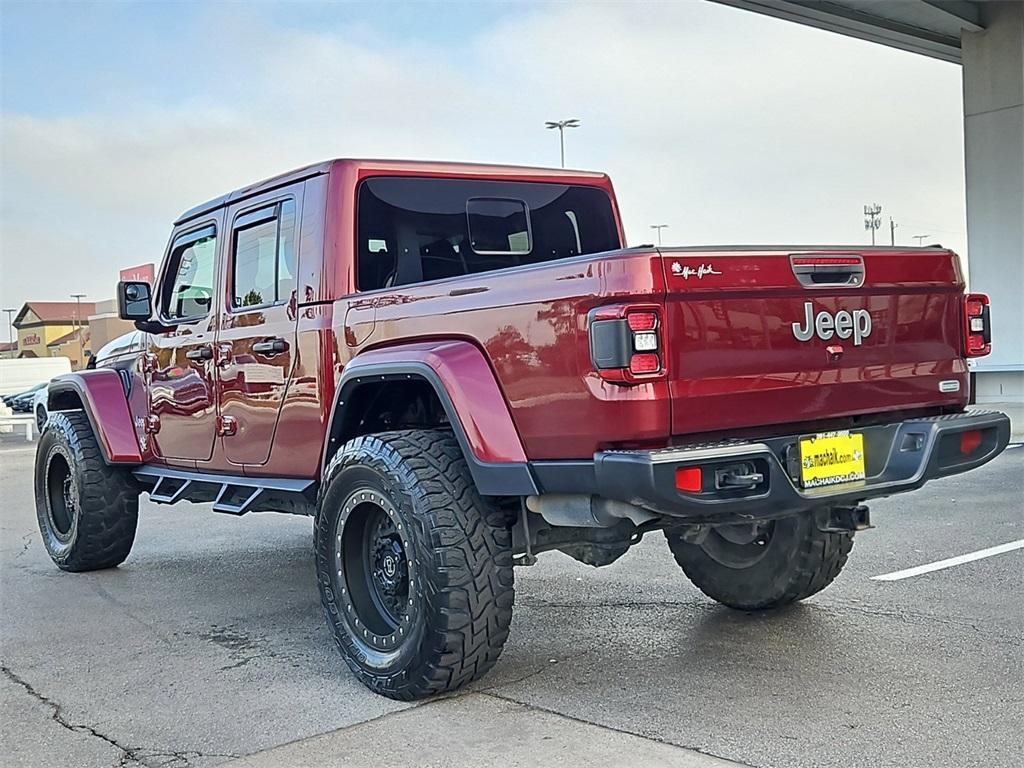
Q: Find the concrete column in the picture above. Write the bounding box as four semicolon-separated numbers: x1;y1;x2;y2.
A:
961;1;1024;401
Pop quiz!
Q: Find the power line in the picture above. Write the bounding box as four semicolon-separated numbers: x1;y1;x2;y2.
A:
864;203;882;246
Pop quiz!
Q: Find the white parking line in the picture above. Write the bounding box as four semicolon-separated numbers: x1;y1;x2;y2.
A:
871;539;1024;582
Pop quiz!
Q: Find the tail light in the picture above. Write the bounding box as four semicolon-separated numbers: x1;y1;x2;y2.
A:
589;303;665;384
963;293;991;357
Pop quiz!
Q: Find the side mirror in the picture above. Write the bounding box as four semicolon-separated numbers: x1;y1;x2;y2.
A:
118;280;152;320
117;280;173;334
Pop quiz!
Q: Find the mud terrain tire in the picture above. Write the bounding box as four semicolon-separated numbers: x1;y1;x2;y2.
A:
665;514;853;610
316;429;514;700
34;411;139;571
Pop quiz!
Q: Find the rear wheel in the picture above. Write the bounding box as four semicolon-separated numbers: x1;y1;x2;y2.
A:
665;514;853;610
315;429;514;700
34;411;139;571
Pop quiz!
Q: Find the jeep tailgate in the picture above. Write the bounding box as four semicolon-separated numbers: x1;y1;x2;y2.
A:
659;248;968;437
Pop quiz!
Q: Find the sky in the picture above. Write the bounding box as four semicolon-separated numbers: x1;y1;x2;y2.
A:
0;0;968;314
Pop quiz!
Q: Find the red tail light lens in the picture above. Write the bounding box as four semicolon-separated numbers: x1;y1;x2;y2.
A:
627;312;658;332
675;467;702;493
960;429;982;455
629;353;661;374
590;303;665;383
963;293;991;358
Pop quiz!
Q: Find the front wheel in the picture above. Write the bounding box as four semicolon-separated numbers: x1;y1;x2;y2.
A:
664;514;853;610
315;429;514;700
34;411;139;571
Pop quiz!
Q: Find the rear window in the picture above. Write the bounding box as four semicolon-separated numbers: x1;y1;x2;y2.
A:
356;177;620;290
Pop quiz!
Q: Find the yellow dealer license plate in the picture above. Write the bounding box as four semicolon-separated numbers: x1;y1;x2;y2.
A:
799;431;866;489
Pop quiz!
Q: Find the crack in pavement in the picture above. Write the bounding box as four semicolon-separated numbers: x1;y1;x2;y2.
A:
1;665;239;768
816;599;1024;647
14;531;33;559
478;689;752;767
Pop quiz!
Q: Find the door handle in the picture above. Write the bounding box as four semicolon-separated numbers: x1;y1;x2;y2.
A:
185;345;213;361
252;337;289;355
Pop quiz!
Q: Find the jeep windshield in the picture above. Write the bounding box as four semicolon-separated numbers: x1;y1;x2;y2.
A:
356;177;621;290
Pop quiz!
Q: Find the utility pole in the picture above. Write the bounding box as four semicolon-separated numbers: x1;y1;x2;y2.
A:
70;293;87;368
864;204;882;246
889;217;898;246
544;118;581;168
2;308;16;358
650;224;668;246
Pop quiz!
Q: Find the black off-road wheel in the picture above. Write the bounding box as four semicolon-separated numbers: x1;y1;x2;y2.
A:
34;411;139;571
315;429;515;700
665;514;853;610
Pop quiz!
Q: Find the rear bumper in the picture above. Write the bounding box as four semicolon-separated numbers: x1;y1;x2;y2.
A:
533;410;1011;522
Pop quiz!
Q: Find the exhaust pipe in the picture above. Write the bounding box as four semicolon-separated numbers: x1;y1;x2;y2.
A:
525;494;656;528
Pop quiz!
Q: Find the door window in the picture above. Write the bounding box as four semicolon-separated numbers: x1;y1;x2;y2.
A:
161;225;217;321
231;200;296;309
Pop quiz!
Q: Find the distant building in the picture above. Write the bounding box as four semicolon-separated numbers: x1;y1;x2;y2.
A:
46;327;91;370
87;298;135;354
10;299;136;370
13;301;97;369
0;341;17;360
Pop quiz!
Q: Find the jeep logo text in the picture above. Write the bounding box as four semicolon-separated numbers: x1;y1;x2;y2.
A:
792;302;872;346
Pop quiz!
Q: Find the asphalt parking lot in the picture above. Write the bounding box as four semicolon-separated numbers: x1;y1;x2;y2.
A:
2;426;1022;768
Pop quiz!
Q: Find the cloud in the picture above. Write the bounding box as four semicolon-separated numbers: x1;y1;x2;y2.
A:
0;1;966;308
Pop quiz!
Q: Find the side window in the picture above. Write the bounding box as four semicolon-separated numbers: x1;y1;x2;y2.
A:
162;225;217;321
231;200;296;309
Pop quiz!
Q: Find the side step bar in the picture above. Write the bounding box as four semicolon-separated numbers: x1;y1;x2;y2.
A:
132;465;315;515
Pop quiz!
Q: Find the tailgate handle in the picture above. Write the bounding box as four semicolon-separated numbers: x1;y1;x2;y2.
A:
791;256;864;288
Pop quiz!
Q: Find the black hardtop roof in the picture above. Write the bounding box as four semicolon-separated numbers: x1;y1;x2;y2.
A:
173;158;609;226
174;160;333;225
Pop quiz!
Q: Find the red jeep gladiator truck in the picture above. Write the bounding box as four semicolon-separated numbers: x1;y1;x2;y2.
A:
34;159;1009;700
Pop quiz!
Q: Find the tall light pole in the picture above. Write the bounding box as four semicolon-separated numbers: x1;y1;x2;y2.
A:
2;308;16;358
889;217;898;246
864;203;882;246
544;118;580;168
912;234;931;246
70;293;87;368
650;224;669;246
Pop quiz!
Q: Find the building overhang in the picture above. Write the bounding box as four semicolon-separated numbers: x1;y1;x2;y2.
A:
712;1;986;63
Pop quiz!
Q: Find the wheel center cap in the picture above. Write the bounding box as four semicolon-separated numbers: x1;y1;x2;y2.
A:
383;555;397;578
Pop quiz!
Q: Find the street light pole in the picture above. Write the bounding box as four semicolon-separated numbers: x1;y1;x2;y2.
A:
70;293;87;368
2;308;16;358
650;224;669;246
912;234;931;246
544;118;581;168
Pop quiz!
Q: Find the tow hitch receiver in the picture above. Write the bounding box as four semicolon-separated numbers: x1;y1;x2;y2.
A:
818;505;873;533
715;462;765;490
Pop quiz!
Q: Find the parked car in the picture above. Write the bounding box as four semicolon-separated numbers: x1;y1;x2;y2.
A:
8;382;46;412
34;158;1009;701
32;386;49;431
